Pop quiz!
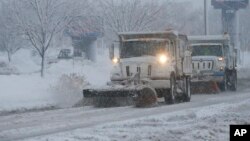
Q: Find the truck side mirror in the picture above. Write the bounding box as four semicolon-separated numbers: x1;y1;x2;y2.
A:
109;43;114;60
179;41;186;58
180;49;184;58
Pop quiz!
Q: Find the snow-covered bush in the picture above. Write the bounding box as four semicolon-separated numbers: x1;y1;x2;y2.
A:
51;73;89;108
0;61;19;75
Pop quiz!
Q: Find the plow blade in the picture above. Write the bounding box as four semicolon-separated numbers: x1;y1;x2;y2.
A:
191;81;220;94
83;86;157;107
83;88;138;98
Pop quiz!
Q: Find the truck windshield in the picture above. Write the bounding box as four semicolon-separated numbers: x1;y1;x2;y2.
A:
192;45;222;56
120;40;168;58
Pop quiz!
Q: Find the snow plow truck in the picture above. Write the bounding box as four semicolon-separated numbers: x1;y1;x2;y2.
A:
188;34;237;93
83;31;192;107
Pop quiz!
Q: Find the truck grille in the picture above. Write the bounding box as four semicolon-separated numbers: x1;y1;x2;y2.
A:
148;65;152;76
192;61;213;70
123;64;152;78
126;66;130;76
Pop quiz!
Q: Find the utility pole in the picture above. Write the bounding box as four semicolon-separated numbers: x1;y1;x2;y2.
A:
204;0;208;35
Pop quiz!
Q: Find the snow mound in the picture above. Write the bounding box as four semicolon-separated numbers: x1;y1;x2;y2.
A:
238;52;250;79
10;49;40;74
0;75;56;113
21;99;250;141
86;100;250;141
0;50;112;113
46;59;112;87
0;61;19;75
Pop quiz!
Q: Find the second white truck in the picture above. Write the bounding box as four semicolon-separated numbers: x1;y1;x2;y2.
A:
188;34;237;92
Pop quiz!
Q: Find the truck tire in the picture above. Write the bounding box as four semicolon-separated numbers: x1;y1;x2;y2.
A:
135;86;158;107
231;71;237;91
219;74;228;92
183;76;191;102
165;75;177;104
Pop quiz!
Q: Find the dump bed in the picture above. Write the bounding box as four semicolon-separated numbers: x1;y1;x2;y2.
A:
119;31;187;42
188;35;230;45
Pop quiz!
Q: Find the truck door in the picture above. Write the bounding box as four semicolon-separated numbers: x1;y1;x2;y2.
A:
170;40;178;73
175;39;182;74
180;40;192;75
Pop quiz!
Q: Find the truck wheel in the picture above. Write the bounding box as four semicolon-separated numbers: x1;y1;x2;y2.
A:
220;74;228;92
135;86;157;107
231;72;237;91
165;75;177;104
183;76;191;102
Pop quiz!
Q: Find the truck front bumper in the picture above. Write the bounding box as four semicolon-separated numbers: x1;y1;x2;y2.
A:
149;79;170;89
83;87;138;98
111;78;171;89
191;71;224;82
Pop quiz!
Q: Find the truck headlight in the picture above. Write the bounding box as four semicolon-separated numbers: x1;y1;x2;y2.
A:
112;57;119;64
218;57;224;61
220;66;224;71
157;54;168;64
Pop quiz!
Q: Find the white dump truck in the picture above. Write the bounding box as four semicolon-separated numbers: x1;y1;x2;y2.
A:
83;31;192;107
188;34;237;92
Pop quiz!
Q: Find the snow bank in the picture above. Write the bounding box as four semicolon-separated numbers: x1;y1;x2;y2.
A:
10;49;40;74
0;52;7;62
0;49;112;113
0;49;50;113
46;59;111;87
0;75;55;113
241;51;250;67
22;99;250;141
238;51;250;79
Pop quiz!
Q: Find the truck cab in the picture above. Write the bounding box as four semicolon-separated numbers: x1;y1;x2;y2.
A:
188;35;237;91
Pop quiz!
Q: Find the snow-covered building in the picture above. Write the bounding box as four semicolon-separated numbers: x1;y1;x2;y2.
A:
66;16;105;62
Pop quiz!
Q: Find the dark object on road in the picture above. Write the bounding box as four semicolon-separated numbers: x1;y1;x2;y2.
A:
58;49;72;59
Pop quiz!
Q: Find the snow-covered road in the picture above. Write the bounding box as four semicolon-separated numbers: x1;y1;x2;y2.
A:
1;84;250;141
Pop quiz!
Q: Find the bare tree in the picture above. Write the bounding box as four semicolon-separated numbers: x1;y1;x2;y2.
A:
99;0;164;35
0;1;23;62
98;0;206;39
13;0;80;77
162;1;204;35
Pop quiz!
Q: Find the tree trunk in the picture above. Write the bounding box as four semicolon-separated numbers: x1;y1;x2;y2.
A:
41;54;45;77
7;51;11;62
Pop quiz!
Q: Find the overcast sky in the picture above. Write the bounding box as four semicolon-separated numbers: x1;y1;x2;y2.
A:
180;0;220;10
179;0;204;7
180;0;215;9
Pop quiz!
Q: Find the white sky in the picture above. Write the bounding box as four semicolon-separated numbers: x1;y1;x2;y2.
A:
180;0;218;10
178;0;204;7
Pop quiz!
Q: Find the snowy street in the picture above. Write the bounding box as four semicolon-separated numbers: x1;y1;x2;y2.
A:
0;81;250;141
0;0;250;141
